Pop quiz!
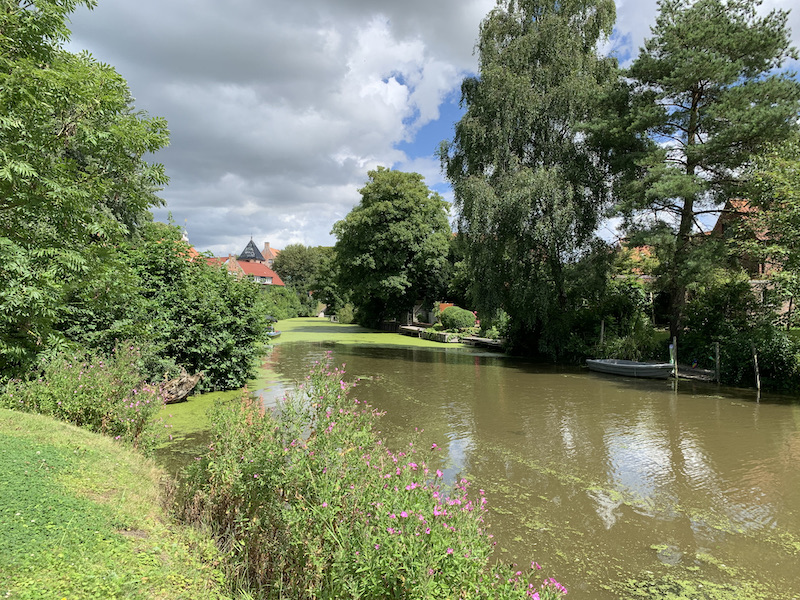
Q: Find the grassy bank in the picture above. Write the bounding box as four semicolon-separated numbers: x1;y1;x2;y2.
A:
0;409;229;600
272;317;469;349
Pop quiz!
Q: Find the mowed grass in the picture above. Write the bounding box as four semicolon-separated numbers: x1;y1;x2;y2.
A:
0;409;229;600
273;316;469;349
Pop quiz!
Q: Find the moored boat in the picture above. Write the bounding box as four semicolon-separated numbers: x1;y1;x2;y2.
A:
586;358;673;379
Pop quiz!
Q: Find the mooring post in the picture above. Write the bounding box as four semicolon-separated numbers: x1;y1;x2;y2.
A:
714;341;720;384
751;342;761;394
672;336;678;379
600;319;605;348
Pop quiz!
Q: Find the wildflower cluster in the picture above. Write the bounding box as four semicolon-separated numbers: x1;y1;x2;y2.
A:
1;345;165;453
176;354;566;598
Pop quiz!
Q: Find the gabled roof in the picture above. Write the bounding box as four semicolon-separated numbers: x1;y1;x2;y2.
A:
711;198;765;239
237;260;285;285
238;239;265;262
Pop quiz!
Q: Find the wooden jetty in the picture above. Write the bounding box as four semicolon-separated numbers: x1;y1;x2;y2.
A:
461;336;504;350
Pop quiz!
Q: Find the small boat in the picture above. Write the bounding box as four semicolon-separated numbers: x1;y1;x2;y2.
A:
267;330;281;339
586;358;673;379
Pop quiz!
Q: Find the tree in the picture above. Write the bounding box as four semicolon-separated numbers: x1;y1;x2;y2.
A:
745;139;800;326
123;222;270;390
440;0;617;356
308;247;346;315
272;244;323;291
332;168;451;326
613;0;800;338
272;243;330;316
0;0;169;374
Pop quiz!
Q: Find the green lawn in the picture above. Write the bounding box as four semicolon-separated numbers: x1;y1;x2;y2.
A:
273;316;469;348
0;410;230;600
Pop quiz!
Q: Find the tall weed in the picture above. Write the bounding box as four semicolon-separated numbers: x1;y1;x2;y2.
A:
1;345;165;453
176;355;566;599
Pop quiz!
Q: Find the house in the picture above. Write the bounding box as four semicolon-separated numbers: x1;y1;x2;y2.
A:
261;242;280;268
617;199;770;279
206;239;285;286
710;198;774;278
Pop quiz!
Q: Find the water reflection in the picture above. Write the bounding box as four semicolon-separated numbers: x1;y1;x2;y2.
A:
261;342;800;599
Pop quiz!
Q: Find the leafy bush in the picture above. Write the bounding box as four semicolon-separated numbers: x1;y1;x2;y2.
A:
337;302;355;324
128;223;270;391
481;309;511;340
681;269;800;389
1;345;165;453
687;325;800;390
439;306;477;331
52;222;271;392
559;275;660;362
261;284;303;320
175;357;566;599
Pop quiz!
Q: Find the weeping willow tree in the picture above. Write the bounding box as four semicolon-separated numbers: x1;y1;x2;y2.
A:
440;0;617;357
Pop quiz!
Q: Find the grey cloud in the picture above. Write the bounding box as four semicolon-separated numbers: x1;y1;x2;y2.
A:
66;0;797;254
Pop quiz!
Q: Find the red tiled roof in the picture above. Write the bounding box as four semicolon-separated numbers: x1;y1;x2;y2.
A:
235;260;285;286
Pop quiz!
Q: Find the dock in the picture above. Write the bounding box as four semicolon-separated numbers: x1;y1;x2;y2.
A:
461;336;504;350
398;325;427;337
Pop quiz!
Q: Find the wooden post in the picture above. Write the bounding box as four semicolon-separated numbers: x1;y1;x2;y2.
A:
751;342;761;393
650;291;656;325
714;342;720;384
600;319;605;348
672;336;678;379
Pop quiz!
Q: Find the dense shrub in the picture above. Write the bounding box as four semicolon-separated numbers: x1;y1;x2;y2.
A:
559;276;660;362
439;306;477;331
337;302;355;324
0;345;165;453
684;324;800;390
481;309;510;340
175;357;566;599
261;284;303;320
54;222;271;392
682;270;800;389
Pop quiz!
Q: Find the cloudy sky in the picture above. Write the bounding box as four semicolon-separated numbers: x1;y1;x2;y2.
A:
65;0;800;256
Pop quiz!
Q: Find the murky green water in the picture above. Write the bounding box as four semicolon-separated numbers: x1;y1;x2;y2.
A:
160;320;800;598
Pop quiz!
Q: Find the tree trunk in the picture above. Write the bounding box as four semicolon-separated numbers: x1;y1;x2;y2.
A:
161;369;203;404
669;86;701;340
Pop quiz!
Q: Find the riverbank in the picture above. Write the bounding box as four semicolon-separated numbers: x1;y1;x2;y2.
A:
0;409;229;599
271;316;471;348
154;317;473;473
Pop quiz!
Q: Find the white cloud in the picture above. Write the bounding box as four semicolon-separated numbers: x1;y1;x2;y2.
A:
64;0;799;254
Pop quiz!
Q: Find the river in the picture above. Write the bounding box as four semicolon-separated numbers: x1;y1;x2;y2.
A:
160;319;800;599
